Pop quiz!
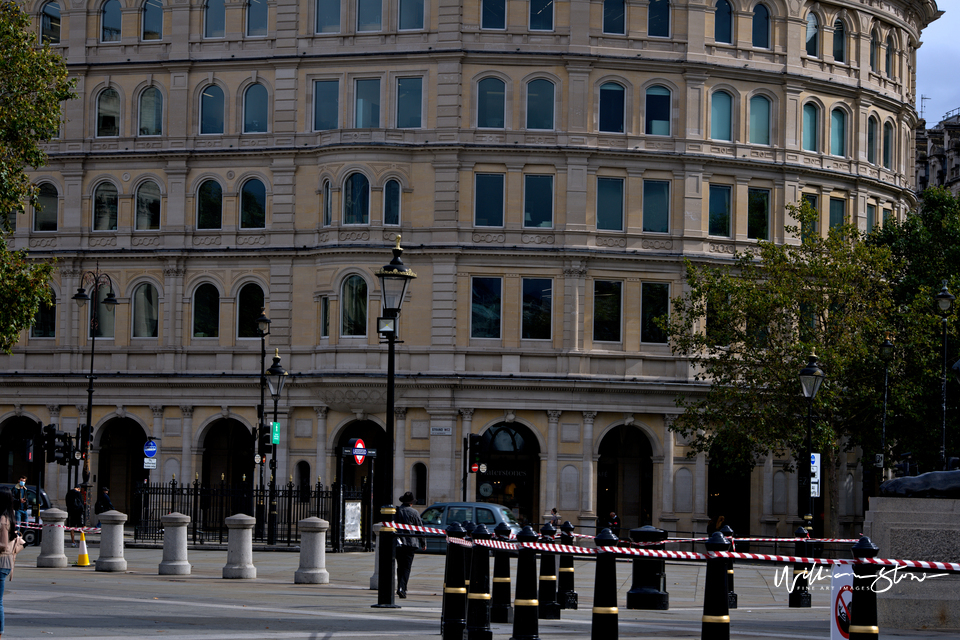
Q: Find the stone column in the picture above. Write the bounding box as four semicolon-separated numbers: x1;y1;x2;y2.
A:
427;409;458;502
180;406;194;483
661;414;677;518
95;510;128;572
159;512;191;575
149;405;164;482
460;409;475;500
581;411;597;528
393;407;407;502
294;517;330;584
315;406;328;485
222;514;257;579
545;410;561;518
37;508;68;568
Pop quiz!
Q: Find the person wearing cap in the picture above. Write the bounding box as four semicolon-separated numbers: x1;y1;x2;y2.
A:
393;491;423;599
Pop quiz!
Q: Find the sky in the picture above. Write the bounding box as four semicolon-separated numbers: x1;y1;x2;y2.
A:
917;3;960;124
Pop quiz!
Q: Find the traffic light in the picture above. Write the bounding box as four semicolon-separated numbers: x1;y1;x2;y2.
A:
258;425;272;456
42;424;57;463
25;438;34;464
53;431;72;466
468;434;482;473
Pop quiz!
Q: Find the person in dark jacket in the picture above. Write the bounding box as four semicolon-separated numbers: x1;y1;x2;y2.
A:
606;511;621;539
94;487;114;527
65;485;84;546
393;491;424;599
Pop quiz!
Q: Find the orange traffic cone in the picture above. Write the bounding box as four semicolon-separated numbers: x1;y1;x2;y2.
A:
75;531;90;567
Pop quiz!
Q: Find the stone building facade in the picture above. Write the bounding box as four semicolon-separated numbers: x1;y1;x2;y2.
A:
915;109;960;196
0;0;940;536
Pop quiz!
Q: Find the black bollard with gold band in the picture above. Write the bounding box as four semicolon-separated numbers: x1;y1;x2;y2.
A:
466;523;493;640
491;522;515;624
372;505;400;609
719;525;738;609
558;521;578;610
701;531;731;640
442;523;468;640
849;536;881;640
591;528;620;640
510;525;540;640
626;525;669;610
538;522;561;620
462;520;477;587
788;526;812;608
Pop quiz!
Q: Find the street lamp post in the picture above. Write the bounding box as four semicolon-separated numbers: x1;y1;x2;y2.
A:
256;310;271;496
935;282;954;470
798;354;825;535
72;265;120;526
266;351;287;545
375;236;416;511
878;335;895;475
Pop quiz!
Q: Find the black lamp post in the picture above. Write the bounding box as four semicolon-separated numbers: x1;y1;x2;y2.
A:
265;350;287;545
935;281;954;470
798;354;825;534
72;265;120;526
375;236;416;510
878;335;895;472
256;310;271;495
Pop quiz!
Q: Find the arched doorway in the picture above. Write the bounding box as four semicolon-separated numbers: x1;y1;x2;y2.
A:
0;416;42;484
201;419;254;488
474;423;540;525
707;441;753;537
597;425;653;531
335;420;387;509
96;418;150;518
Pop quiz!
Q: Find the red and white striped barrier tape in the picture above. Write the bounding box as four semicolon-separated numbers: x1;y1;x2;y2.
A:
729;537;860;544
391;522;446;536
23;522;101;534
609;546;708;561
446;536;474;548
713;550;960;573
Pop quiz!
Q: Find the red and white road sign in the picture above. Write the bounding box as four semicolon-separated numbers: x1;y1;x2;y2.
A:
352;438;367;465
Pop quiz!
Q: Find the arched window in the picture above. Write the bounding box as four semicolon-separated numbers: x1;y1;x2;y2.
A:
34;183;58;232
384;179;401;225
94;182;118;231
243;84;268;133
322;179;332;226
870;31;879;72
205;0;225;37
648;0;668;38
136;181;161;230
599;82;625;133
802;103;818;152
752;4;769;48
132;283;159;338
101;0;121;41
832;20;845;63
412;462;426;504
645;85;671;135
883;122;894;169
749;95;770;145
710;91;732;141
343;173;369;225
237;283;265;338
200;85;224;134
830;108;846;156
193;283;219;338
603;0;624;35
341;275;367;336
867;117;878;164
240;178;266;228
247;0;267;36
197;179;222;229
31;289;57;338
526;79;555;130
40;2;61;44
142;0;163;40
477;78;505;129
93;285;116;338
714;0;732;44
885;36;894;76
139;87;163;136
805;13;819;57
97;88;120;137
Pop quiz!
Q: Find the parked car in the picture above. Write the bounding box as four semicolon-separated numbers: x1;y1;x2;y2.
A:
418;501;522;552
0;483;52;545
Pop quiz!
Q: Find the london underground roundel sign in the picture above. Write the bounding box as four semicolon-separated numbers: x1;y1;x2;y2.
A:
352;438;367;465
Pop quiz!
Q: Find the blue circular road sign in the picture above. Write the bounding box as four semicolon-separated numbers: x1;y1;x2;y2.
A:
144;440;158;458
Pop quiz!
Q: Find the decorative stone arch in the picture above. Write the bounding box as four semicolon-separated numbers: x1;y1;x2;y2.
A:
519;72;563;132
189;173;226;196
476;414;547;453
472;71;514;130
228;274;269;300
130;81;167;133
89;174;124;197
125;274;164;300
334;164;375;187
193;410;255;451
192;78;230;134
184;275;225;299
594;75;634;134
91;409;151;448
132;173;167;197
327;413;386;452
90;82;126;137
707;82;742;142
234;170;272;195
236;77;274;134
593;419;664;458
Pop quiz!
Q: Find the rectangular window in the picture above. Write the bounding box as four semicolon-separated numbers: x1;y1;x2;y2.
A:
641;282;669;343
522;278;552;340
316;0;340;32
320;297;330;337
471;277;502;339
398;0;423;30
529;0;553;30
481;0;505;29
314;80;339;130
396;77;422;129
523;174;553;228
596;177;624;231
829;197;845;228
355;79;380;128
708;184;731;237
866;204;877;230
643;179;669;233
883;208;892;224
593;280;622;342
475;174;504;227
802;193;819;241
747;188;770;240
602;0;624;34
357;0;381;31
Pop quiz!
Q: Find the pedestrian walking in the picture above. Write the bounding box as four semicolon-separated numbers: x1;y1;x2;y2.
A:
606;511;620;539
549;508;560;526
94;487;114;528
11;477;27;534
393;491;424;599
66;485;84;546
0;487;27;638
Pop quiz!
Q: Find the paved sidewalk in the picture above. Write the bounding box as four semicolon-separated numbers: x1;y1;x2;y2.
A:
2;544;952;639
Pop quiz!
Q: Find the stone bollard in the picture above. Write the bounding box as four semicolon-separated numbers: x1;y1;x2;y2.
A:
222;513;256;579
591;528;619;640
701;531;732;640
36;508;68;568
441;523;468;640
849;536;881;640
558;521;578;610
627;525;669;610
537;522;561;620
719;525;738;609
295;517;330;584
159;512;191;575
373;505;399;608
490;522;514;624
465;523;493;640
369;523;383;589
95;510;128;572
511;525;541;640
788;526;812;608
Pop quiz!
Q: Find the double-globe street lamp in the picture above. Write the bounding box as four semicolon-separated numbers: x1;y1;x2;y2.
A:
256;310;272;496
798;354;825;535
266;350;287;545
935;281;955;470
